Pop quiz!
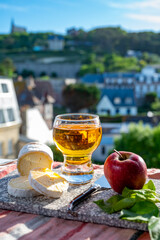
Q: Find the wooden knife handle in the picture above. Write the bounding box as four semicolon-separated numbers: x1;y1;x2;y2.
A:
68;185;101;213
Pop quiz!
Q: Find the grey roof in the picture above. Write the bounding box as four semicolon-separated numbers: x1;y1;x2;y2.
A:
101;88;136;107
80;74;104;84
48;35;64;40
103;73;135;78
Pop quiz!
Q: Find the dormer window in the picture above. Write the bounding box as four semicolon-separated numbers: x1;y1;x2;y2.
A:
1;83;9;93
125;97;132;104
114;97;121;104
7;108;15;122
118;78;122;84
127;78;133;84
0;110;5;123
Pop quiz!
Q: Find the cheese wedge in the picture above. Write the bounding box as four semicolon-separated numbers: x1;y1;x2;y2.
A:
8;176;41;198
17;142;53;176
29;168;69;198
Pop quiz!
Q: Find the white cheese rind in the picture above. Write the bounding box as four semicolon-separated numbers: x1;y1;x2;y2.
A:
29;168;69;198
17;142;53;176
8;176;40;198
18;142;53;160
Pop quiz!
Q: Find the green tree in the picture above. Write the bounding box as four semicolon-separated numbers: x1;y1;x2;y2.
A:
139;92;158;113
21;69;35;78
103;54;139;72
77;62;105;77
0;58;15;77
49;144;64;162
114;122;160;168
151;100;160;111
63;83;101;112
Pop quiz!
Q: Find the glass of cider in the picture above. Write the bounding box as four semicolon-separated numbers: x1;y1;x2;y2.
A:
53;113;102;185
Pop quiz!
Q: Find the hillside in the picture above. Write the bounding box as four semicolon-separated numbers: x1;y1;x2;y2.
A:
1;27;160;57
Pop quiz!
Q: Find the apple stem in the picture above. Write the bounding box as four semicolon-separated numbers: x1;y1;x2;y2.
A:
114;149;124;160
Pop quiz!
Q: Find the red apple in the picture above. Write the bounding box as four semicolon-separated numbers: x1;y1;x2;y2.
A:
104;150;147;194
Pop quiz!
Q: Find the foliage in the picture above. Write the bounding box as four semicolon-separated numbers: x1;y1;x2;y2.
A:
138;92;158;113
113;122;160;168
151;100;160;112
94;180;160;240
62;83;101;111
49;144;64;162
103;54;140;72
0;58;15;77
77;62;105;76
21;69;35;78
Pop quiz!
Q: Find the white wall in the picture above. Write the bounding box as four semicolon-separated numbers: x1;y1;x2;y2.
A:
97;96;115;115
0;78;21;127
26;108;53;144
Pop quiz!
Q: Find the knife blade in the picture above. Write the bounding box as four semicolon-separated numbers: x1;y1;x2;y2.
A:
68;175;111;212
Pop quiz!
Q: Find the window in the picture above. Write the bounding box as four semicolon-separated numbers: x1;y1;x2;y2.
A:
128;78;133;84
0;110;5;123
116;108;119;114
125;97;132;104
117;78;122;84
7;108;15;122
107;109;111;115
114;97;121;104
1;83;9;93
101;146;106;155
127;108;131;115
8;140;13;155
0;142;2;156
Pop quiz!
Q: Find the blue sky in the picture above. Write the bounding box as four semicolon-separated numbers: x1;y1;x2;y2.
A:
1;0;160;34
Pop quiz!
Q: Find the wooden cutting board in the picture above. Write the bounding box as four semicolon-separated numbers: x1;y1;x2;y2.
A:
0;169;159;231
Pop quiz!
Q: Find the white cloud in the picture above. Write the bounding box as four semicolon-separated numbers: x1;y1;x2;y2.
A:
126;13;160;24
0;4;27;12
108;0;160;10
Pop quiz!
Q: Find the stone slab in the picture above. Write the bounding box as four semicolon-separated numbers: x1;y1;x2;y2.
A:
0;169;160;231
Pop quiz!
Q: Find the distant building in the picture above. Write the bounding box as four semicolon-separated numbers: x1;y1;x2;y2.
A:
93;122;129;162
103;73;135;87
67;27;79;36
126;50;142;58
0;78;21;158
80;74;104;88
10;19;27;34
47;35;64;51
33;46;45;51
97;88;137;116
80;66;160;104
80;73;135;88
14;78;55;129
135;66;160;98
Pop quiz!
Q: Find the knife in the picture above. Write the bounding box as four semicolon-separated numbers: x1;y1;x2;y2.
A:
68;175;111;212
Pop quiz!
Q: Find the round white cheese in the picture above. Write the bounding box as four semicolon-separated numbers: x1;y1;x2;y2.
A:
8;176;41;197
17;142;53;176
29;168;69;198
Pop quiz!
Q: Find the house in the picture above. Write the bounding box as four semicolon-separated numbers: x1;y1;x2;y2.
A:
103;73;135;87
93;122;129;162
0;78;21;158
48;35;64;51
97;88;137;116
135;66;160;99
80;74;104;88
14;78;55;129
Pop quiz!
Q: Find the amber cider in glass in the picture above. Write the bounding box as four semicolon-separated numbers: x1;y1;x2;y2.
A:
53;114;102;184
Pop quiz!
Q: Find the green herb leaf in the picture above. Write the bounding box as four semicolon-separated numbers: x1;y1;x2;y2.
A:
94;199;114;214
120;201;159;222
113;198;136;212
94;195;123;213
94;195;135;213
143;180;156;191
148;216;160;240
